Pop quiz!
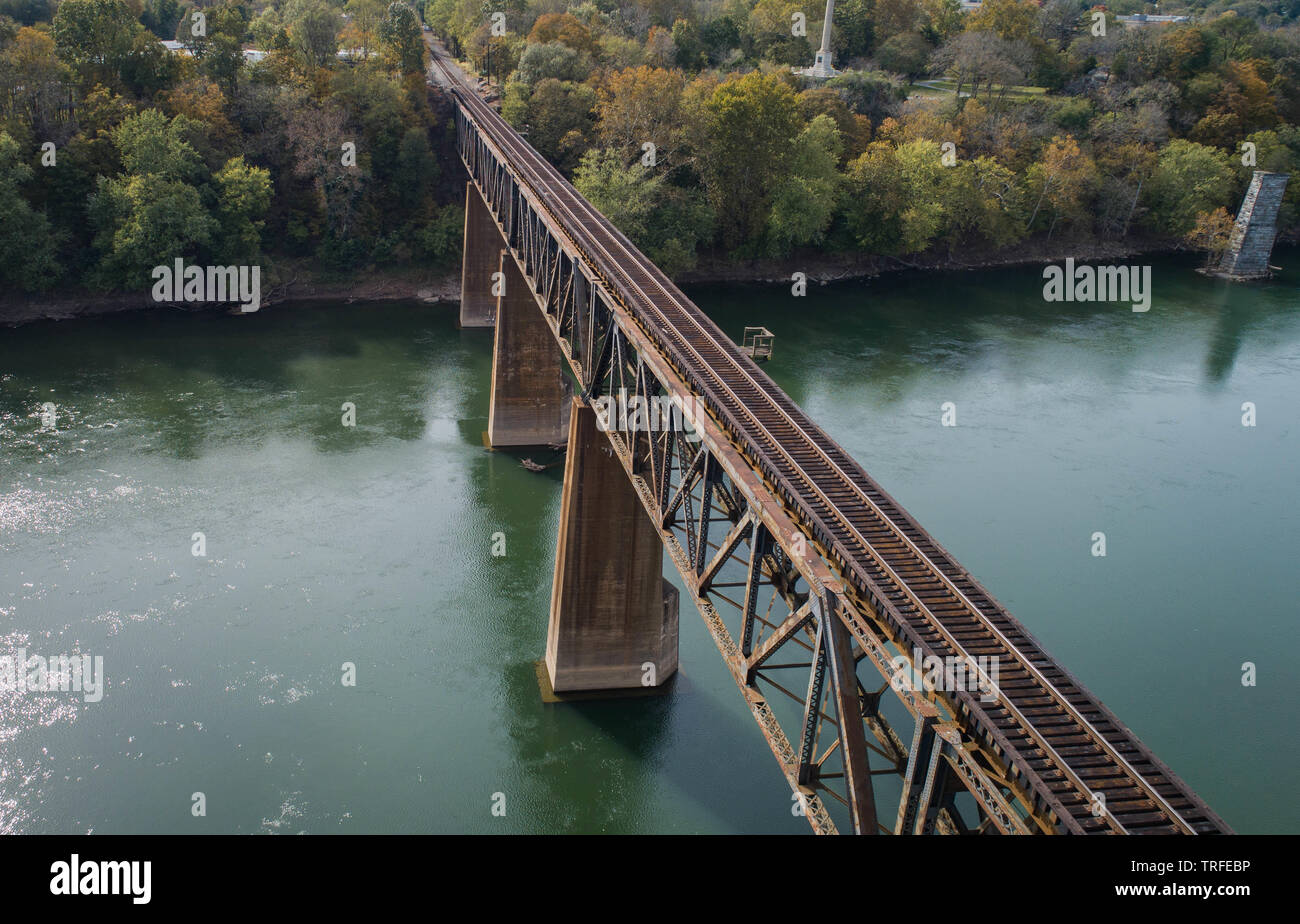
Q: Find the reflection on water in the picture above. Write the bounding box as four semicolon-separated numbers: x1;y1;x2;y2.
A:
0;301;801;835
1;250;1297;834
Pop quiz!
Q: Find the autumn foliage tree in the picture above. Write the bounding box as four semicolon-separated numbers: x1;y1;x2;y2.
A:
1025;135;1099;238
1186;206;1236;267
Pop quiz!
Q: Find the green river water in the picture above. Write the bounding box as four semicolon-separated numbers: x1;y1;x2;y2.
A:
1;251;1296;834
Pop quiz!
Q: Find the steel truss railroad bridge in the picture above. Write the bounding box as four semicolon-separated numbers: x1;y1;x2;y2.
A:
430;44;1230;835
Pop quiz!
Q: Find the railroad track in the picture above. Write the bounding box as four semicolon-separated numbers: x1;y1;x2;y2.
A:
430;48;1230;834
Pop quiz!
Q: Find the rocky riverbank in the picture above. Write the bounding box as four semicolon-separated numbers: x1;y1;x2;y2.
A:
0;235;1209;328
0;265;463;327
676;235;1182;286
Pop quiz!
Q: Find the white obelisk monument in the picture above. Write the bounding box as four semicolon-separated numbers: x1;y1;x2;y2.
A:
797;0;837;79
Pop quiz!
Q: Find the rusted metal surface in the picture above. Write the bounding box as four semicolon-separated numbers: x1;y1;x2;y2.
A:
431;46;1231;835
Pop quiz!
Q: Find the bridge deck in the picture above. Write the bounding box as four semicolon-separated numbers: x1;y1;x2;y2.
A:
430;46;1231;834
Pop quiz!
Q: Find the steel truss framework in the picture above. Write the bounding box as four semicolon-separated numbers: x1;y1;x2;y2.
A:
446;71;1230;834
456;109;1050;835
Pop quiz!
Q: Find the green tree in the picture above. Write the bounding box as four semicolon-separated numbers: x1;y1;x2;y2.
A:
112;108;204;180
213;155;272;262
919;0;963;44
120;26;183;97
873;0;922;44
833;0;874;59
574;148;713;275
141;0;182;39
747;0;813;65
88;109;217;288
1142;139;1236;237
412;203;463;265
827;70;907;125
690;71;802;250
671;18;705;70
699;15;741;65
0;27;73;140
287;0;341;71
766;114;843;253
875;31;931;78
943;154;1024;250
343;0;387;56
515;42;590;86
379;2;424;73
0;0;54;26
250;8;285;49
502;78;596;172
51;0;142;87
0;132;60;291
393;124;438;208
89;172;217;288
845;138;955;254
189;4;249;95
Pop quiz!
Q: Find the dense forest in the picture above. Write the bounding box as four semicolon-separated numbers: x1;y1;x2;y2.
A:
0;0;460;295
434;0;1300;273
2;0;1299;295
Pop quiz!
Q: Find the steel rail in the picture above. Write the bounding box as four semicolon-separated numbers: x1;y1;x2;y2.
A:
459;89;1197;834
455;94;1137;832
432;49;1217;833
437;55;1185;831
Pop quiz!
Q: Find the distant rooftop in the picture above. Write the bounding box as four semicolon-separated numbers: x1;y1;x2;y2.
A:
157;39;370;63
1117;13;1191;25
159;40;265;62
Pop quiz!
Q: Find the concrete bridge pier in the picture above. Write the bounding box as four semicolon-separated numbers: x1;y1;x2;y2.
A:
487;251;571;447
459;182;498;328
1213;170;1291;279
546;398;678;692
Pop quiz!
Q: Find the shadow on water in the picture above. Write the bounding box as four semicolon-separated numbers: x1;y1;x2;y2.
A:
1204;282;1252;385
497;660;673;833
1201;262;1298;385
496;649;805;833
688;249;1300;408
0;301;472;460
448;353;801;831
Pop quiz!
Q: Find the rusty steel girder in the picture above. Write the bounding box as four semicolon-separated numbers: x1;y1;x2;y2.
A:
437;47;1231;836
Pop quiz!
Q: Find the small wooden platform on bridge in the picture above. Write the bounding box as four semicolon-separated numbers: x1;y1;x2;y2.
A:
742;326;775;362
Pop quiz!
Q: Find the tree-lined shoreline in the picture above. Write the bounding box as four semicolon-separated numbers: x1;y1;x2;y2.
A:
2;0;1297;314
2;228;1187;326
